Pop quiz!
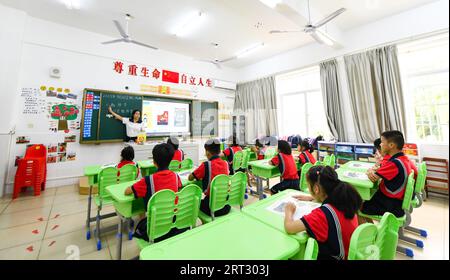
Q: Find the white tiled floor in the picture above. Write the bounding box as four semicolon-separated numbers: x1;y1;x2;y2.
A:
0;184;448;260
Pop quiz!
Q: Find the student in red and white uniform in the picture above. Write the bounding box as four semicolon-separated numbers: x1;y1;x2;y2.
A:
361;131;412;220
220;136;243;175
124;143;182;242
189;139;230;217
269;140;299;194
298;139;317;166
167;137;185;162
116;146;139;178
284;165;363;260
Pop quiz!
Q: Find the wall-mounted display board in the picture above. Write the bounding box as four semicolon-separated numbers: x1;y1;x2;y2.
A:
80;89;218;143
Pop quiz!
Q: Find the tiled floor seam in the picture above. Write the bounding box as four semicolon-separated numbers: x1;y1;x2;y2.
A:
37;194;57;259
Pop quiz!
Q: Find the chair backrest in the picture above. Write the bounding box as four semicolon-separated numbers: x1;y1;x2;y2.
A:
240;149;252;169
402;172;416;211
329;154;336;168
314;161;323;166
348;223;379;260
264;147;277;159
147;184;202;243
98;167;119;197
232;151;244;171
169;160;181;172
299;163;313;192
180;158;194;171
118;164;138;183
415;162;427;194
209;172;247;218
323;155;332;166
25;144;47;158
303;237;319;260
376;212;400;260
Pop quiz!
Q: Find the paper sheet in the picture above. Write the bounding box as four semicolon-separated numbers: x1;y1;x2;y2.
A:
342;171;368;180
266;197;320;220
347;162;374;169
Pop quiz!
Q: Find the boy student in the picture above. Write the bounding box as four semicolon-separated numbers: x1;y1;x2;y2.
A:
284;166;362;260
360;131;412;221
189;139;230;217
269;140;299;194
221;136;243;175
117;146;139;178
124;143;183;242
167;137;184;162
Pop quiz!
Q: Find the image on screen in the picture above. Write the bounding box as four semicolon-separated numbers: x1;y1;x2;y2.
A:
142;99;190;135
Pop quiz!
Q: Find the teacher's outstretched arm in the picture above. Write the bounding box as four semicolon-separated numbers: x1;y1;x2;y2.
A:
108;105;123;121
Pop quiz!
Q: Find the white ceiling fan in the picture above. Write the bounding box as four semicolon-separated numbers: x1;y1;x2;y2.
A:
269;0;346;46
102;14;158;50
195;43;236;69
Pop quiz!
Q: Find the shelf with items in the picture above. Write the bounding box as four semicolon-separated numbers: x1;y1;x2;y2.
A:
403;143;420;165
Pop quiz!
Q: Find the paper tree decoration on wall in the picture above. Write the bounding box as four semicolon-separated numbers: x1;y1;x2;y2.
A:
51;104;79;131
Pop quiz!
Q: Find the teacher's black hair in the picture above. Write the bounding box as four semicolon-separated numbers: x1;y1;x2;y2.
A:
129;109;142;123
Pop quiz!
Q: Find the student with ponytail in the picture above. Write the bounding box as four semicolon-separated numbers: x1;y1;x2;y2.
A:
284;165;363;260
298;139;316;166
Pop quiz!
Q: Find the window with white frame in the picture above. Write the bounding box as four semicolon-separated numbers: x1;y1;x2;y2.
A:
398;33;449;144
275;66;331;139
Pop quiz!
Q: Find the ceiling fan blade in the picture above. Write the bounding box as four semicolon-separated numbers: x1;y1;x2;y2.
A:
218;56;237;63
269;30;302;34
309;29;336;46
130;40;158;50
313;8;346;28
101;39;125;44
113;20;128;38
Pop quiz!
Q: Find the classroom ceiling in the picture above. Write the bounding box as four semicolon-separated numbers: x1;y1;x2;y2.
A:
0;0;439;68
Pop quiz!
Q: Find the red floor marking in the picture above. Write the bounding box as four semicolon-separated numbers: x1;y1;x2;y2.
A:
26;246;34;252
51;225;59;231
54;214;60;219
37;217;44;222
32;229;39;234
48;241;56;247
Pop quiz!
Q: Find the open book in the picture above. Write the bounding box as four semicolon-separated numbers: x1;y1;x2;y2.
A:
266;196;321;220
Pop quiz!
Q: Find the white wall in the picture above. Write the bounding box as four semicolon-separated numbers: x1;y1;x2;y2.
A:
2;12;237;195
0;4;27;197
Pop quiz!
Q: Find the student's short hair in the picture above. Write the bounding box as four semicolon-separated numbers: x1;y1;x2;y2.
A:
152;143;174;169
278;140;292;155
167;137;179;150
204;139;221;155
121;146;135;161
255;139;264;148
381;130;405;150
373;138;382;153
300;139;314;153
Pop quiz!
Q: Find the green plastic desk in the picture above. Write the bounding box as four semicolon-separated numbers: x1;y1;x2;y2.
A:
247;159;280;200
242;189;320;260
139;213;299;260
336;168;378;201
339;161;375;173
137;160;158;177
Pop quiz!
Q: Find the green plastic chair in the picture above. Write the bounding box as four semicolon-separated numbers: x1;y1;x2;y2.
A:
118;164;138;182
299;163;313;193
323;154;333;166
232;151;244;172
303;237;319;260
359;172;416;258
198;172;247;223
180;158;194;171
241;149;251;170
93;167;120;250
348;223;379;260
169;160;181;172
264;147;277;159
329;154;336;168
314;161;323;166
376;212;400;260
405;162;428;238
135;184;202;250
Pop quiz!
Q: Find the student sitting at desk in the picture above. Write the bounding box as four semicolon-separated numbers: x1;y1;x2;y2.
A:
167;137;184;162
269;140;300;194
298;139;316;166
284;166;363;260
189;139;230;218
117;146;139;178
221;136;243;175
251;138;267;160
124;143;183;242
360;131;412;222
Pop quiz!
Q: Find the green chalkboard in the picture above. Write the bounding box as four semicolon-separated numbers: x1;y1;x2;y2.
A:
99;93;142;141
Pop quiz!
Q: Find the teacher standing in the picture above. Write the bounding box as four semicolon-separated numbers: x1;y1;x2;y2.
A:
108;106;145;142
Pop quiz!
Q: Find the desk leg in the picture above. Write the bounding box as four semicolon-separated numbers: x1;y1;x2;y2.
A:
116;216;123;260
85;183;93;240
256;176;265;200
